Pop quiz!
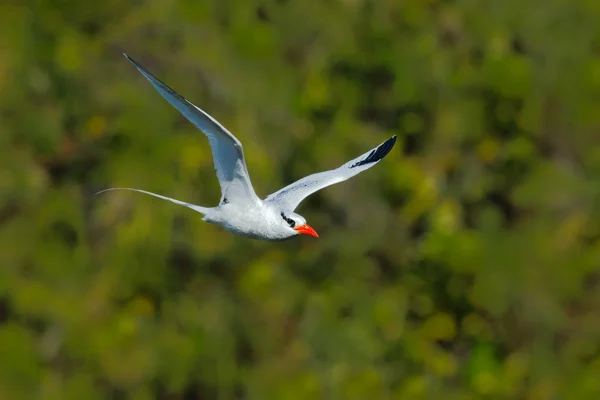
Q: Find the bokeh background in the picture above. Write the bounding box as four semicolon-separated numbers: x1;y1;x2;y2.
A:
2;0;600;398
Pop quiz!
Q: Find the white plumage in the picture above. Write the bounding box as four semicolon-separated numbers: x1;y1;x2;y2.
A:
97;54;397;241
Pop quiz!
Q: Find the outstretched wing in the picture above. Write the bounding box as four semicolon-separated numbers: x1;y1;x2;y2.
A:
124;54;258;204
265;136;396;211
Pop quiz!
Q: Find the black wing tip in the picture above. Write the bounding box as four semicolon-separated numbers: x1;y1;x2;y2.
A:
386;135;397;149
373;135;397;161
350;135;397;168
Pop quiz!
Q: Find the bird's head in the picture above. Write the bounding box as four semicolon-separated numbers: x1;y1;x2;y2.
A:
280;211;319;238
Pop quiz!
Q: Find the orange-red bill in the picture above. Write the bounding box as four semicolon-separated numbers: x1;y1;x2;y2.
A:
294;224;319;238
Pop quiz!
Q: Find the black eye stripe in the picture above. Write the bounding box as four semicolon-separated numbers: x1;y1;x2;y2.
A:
280;212;296;228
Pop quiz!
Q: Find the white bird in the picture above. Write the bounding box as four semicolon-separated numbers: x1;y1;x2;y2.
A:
97;54;397;241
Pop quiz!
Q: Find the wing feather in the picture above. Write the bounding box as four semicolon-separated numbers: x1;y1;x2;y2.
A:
124;54;258;203
266;136;396;211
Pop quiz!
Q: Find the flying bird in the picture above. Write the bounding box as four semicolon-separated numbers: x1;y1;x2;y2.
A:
97;54;396;241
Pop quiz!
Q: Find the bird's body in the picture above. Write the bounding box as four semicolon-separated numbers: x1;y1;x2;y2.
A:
97;54;397;241
203;200;301;241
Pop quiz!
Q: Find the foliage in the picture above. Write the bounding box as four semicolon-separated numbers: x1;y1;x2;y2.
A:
1;0;600;398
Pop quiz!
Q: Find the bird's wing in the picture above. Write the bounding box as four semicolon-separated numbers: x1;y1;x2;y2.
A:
96;188;210;215
265;136;396;211
124;54;258;204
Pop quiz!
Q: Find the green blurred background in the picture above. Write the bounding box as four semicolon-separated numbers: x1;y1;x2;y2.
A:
1;0;600;398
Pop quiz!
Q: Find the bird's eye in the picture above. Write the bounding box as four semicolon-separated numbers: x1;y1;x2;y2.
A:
281;212;296;228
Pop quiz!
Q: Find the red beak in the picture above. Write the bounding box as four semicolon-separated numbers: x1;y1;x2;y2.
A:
294;224;319;238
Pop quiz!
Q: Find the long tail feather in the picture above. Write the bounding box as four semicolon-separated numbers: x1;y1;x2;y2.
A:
95;187;210;215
